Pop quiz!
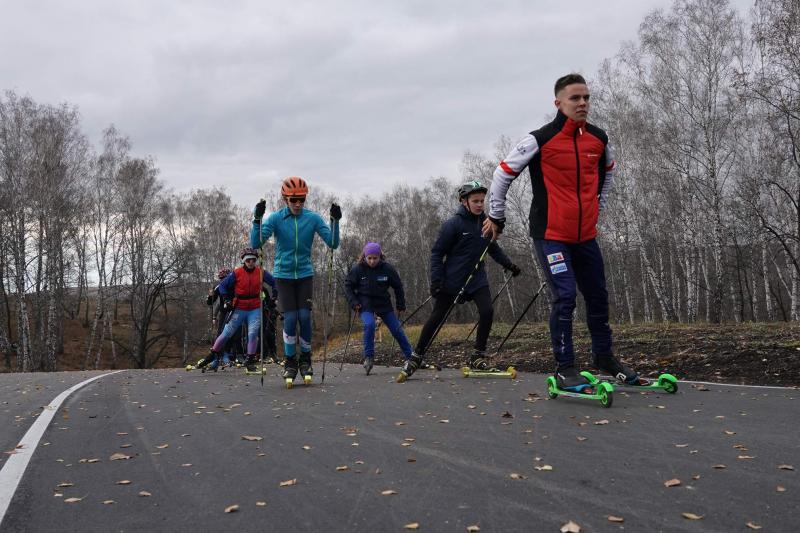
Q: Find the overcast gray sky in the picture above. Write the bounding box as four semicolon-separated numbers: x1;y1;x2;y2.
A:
0;0;753;208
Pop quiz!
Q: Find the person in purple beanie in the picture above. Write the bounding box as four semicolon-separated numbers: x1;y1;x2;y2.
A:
344;242;416;375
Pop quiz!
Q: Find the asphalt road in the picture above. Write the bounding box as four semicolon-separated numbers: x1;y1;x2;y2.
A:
0;365;797;532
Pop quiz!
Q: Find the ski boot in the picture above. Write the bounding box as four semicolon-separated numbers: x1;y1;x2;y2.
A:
363;356;374;375
298;352;313;385
244;354;264;375
396;353;423;383
195;352;217;373
591;354;648;386
283;356;299;389
546;365;614;407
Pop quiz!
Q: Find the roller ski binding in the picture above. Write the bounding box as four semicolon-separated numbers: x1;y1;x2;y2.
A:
298;352;313;385
418;361;442;371
283;356;299;389
591;354;678;393
396;353;423;383
363;356;374;375
461;352;517;379
546;366;614;408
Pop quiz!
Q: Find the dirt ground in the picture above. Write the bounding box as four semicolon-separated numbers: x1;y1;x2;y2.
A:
328;322;800;386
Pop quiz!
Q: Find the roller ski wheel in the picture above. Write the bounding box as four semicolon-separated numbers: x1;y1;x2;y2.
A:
547;372;614;408
396;370;409;383
184;364;195;371
461;366;517;379
244;365;267;376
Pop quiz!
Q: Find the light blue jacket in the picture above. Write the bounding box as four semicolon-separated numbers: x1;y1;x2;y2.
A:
250;208;339;279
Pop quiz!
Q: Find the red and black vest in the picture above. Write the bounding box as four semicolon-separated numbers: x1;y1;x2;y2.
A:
528;110;610;243
233;266;262;310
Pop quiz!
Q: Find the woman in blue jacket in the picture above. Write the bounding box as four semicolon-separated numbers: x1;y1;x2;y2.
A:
401;181;520;379
344;242;415;375
251;177;341;383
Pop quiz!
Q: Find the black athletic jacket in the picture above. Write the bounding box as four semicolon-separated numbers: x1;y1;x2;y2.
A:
344;260;406;314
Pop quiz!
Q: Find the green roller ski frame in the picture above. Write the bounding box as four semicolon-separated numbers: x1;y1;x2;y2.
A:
546;371;614;408
588;372;678;394
461;366;517;379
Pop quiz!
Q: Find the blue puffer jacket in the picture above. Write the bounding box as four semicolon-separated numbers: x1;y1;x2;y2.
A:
431;206;513;295
250;207;339;279
344;260;406;314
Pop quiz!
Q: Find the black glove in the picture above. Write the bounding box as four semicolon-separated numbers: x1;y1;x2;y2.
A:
330;203;342;221
430;280;443;297
488;215;505;234
352;303;362;311
253;199;266;221
222;299;233;312
506;263;522;277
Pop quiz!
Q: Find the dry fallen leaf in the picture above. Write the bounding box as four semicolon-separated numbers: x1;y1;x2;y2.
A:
576;437;588;442
336;465;349;471
776;485;786;492
279;479;297;487
438;419;450;424
116;480;131;485
664;478;681;488
607;515;624;523
381;490;397;496
509;473;527;480
594;419;609;425
534;465;553;471
682;513;703;520
64;497;83;503
102;500;115;505
745;522;762;530
778;464;794;471
467;525;480;532
302;445;311;450
256;501;267;507
224;504;239;513
155;444;169;449
713;464;727;469
738;455;756;460
501;411;513;418
139;491;151;497
241;435;263;442
110;453;131;461
403;523;419;530
560;520;581;533
56;482;74;488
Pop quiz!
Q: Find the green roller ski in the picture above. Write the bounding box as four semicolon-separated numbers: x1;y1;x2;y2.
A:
590;372;679;394
461;366;517;379
546;371;614;408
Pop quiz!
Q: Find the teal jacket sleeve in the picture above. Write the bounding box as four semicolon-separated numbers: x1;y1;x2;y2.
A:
251;212;277;248
315;213;340;249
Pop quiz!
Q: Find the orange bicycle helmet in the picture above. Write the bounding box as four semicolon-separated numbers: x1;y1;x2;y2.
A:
281;176;309;197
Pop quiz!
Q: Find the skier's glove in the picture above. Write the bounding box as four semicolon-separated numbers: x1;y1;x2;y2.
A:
429;280;443;297
330;203;342;221
352;303;362;312
253;199;266;222
506;263;522;277
488;215;505;234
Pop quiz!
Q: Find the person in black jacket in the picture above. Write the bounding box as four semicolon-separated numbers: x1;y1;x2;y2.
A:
344;242;415;375
401;181;521;379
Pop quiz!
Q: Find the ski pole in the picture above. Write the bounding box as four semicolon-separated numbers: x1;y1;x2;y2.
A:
321;218;336;384
400;295;433;326
463;272;514;342
418;241;492;357
493;282;546;357
258;212;266;386
338;309;356;372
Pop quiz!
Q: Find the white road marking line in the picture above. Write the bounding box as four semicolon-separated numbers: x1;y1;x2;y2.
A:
0;371;123;525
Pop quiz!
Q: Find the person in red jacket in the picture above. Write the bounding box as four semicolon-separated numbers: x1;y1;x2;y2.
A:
198;247;276;373
483;73;645;391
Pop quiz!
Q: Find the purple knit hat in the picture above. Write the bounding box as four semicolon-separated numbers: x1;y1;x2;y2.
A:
363;242;382;257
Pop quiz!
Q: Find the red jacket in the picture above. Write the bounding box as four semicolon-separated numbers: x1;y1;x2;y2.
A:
489;110;616;244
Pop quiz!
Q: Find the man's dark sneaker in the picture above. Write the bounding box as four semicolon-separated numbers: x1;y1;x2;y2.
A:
197;353;216;373
592;354;645;385
244;354;259;373
555;366;592;393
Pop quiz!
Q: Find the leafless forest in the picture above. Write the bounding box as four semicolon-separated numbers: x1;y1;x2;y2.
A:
1;0;797;371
